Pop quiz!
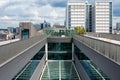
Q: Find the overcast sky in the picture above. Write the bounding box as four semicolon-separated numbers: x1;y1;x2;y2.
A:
0;0;120;28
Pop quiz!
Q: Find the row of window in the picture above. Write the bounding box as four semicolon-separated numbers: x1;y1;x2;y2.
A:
71;21;85;23
96;22;110;24
96;25;110;27
96;3;109;5
96;10;109;12
70;16;85;18
96;19;110;21
96;16;110;18
71;24;85;26
70;5;85;9
96;8;110;10
70;10;85;12
71;16;85;17
71;19;85;21
96;14;110;15
96;29;109;31
70;11;84;13
96;6;110;8
70;13;85;15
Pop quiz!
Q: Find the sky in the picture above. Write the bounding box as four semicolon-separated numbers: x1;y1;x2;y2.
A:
0;0;120;28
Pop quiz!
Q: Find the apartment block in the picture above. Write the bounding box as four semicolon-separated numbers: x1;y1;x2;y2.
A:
66;0;112;33
94;1;112;33
66;0;86;29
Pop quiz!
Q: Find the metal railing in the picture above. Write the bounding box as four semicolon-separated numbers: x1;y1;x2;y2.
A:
86;33;120;41
73;35;120;65
30;54;46;80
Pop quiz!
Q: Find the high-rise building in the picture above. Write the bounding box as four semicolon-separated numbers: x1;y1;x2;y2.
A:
66;0;112;33
94;1;112;33
66;0;86;29
116;23;120;30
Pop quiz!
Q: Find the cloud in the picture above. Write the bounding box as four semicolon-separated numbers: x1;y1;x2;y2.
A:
0;16;11;20
0;0;65;18
50;10;58;19
0;0;10;7
0;0;65;28
0;0;120;28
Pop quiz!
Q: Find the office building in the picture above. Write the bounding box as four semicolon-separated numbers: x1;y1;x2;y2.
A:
66;0;112;33
66;0;86;29
94;1;112;33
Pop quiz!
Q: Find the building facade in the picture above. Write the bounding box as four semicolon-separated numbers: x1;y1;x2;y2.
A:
66;0;112;33
19;22;37;39
40;20;51;29
94;1;112;33
86;3;92;32
116;23;120;30
66;0;86;29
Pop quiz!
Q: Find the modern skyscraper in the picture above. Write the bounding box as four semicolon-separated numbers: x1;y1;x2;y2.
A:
66;0;112;33
66;0;86;29
93;1;112;33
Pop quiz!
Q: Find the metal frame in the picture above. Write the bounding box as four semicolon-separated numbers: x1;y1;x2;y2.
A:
40;60;81;80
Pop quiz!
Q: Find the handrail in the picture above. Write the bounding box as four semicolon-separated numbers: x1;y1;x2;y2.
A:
73;35;120;65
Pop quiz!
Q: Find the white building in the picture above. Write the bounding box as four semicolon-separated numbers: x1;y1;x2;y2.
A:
66;0;86;29
94;1;112;33
66;0;112;33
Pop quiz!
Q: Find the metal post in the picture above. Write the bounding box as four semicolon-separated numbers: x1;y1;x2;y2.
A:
47;64;50;80
45;43;48;60
59;61;61;80
72;43;74;60
69;63;72;80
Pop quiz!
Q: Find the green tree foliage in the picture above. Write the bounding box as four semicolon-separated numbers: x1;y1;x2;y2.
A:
74;26;86;35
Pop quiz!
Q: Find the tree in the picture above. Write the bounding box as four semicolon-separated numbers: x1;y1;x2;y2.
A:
74;26;86;35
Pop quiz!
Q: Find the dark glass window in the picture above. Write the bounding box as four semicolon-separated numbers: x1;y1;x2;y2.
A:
31;46;45;60
48;43;72;51
74;45;89;60
48;43;72;60
21;29;29;39
48;53;72;60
